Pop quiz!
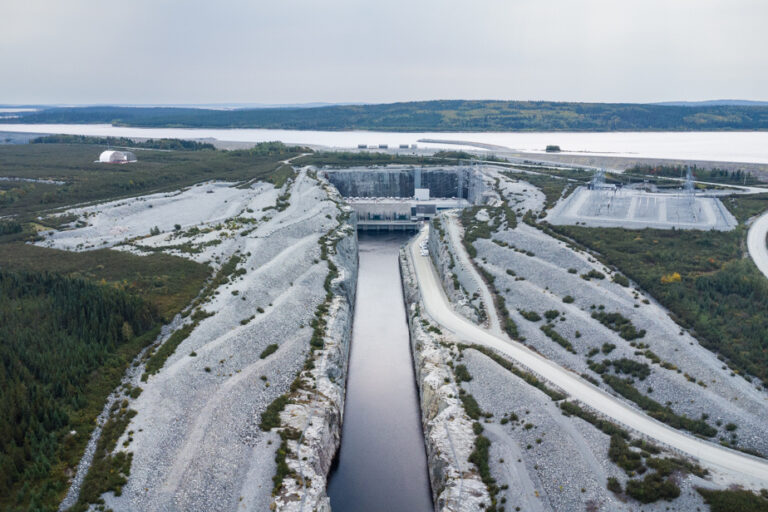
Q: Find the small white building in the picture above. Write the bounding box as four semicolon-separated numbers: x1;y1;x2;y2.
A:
98;150;137;163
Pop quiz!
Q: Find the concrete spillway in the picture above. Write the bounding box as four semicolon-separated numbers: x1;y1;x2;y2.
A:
325;166;484;202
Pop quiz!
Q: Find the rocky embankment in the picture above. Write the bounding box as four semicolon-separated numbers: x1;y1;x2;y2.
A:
53;169;358;511
271;177;358;511
417;165;768;510
400;246;490;512
427;217;485;325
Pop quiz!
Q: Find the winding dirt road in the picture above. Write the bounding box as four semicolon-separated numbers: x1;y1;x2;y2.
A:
409;227;768;489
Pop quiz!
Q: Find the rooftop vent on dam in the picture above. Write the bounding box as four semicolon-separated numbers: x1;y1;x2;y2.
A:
323;166;485;231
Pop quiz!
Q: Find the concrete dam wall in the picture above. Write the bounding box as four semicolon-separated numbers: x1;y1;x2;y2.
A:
325;166;484;202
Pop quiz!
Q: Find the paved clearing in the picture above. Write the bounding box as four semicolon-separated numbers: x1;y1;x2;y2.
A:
546;186;737;230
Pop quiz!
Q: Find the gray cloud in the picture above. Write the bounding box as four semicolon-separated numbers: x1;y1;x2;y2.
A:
1;0;766;104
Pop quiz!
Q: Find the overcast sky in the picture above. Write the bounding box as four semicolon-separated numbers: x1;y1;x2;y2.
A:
1;0;766;105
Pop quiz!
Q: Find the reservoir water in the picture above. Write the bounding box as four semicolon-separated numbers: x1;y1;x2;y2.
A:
4;123;768;163
327;233;432;512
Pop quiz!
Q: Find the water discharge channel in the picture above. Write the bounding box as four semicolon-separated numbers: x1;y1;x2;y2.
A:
327;232;433;511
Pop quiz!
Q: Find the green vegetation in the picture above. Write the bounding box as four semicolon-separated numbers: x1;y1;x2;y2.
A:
606;358;651;380
0;219;22;235
72;403;137;511
540;324;576;354
462;344;567;401
11;101;768;131
519;310;542;322
260;344;279;359
454;364;473;383
468;423;500;511
504;171;576;211
625;472;681;503
271;427;301;495
697;488;768;512
142;322;196;379
0;141;304;218
293;151;448;168
722;192;768;223
581;269;606;280
0;244;208;320
560;401;629;439
460;206;494;258
260;394;292;431
552;222;768;386
591;311;646;340
458;390;483;420
601;375;717;437
625;164;760;186
32;134;216;151
612;273;630;287
562;401;705;505
0;271;159;510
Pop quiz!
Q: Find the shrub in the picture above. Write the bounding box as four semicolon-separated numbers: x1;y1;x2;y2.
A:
563;295;575;303
697;488;768;512
454;364;473;383
260;344;279;359
612;273;630;287
459;391;483;420
540;324;576;354
609;434;644;473
607;477;623;494
260;394;291;431
581;269;606;280
601;375;717;437
544;309;560;321
660;272;682;284
592;311;646;340
607;358;651;380
626;472;680;503
519;310;542;322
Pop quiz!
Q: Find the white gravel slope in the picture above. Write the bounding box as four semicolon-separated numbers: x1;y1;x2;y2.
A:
409;227;768;489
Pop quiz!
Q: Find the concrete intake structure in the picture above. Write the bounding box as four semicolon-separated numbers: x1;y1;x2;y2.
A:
323;166;485;202
323;166;485;231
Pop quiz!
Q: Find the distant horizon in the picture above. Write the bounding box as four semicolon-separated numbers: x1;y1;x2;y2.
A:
3;98;768;109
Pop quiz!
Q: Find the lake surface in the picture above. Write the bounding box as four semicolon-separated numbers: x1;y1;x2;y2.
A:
4;123;768;163
327;233;432;512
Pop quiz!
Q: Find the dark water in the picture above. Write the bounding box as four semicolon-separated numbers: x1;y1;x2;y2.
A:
327;233;433;512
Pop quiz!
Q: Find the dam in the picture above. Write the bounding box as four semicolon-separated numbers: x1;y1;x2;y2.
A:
324;166;484;230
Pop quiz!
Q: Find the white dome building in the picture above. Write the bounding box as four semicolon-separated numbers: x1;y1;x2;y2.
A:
98;150;137;163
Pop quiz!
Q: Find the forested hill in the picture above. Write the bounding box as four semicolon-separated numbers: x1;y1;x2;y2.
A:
3;100;768;131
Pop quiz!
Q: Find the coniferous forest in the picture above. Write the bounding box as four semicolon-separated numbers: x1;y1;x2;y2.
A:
0;271;157;508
